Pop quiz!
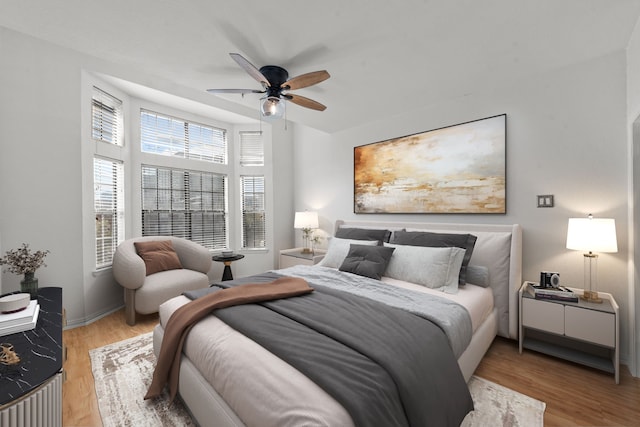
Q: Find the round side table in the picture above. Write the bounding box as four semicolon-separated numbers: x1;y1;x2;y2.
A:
212;254;245;281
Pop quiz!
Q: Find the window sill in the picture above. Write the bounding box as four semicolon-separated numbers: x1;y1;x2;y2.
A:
211;248;270;255
92;267;112;277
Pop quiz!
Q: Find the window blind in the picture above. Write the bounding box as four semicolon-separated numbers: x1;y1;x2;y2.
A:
240;131;264;166
92;87;123;146
240;176;266;249
141;165;228;249
140;110;227;164
94;157;124;268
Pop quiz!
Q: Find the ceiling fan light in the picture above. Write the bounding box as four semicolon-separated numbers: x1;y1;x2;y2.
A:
260;96;285;119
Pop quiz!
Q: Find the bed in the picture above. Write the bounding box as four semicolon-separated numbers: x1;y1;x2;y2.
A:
151;220;522;427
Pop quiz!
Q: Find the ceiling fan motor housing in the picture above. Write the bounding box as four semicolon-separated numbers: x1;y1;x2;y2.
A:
260;65;289;96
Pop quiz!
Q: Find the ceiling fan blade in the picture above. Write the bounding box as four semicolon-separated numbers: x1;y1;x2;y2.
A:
229;53;270;87
206;88;265;94
284;94;327;111
282;70;330;91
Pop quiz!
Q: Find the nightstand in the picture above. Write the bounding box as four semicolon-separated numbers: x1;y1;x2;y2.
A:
279;248;326;269
518;281;619;383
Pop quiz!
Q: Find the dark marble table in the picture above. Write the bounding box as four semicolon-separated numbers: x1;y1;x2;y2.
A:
0;287;63;406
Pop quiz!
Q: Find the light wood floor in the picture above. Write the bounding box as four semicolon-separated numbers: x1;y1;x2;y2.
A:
63;309;640;427
63;309;158;427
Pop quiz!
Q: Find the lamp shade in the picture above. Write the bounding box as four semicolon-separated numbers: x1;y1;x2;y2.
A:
294;211;319;229
261;96;285;119
566;217;618;253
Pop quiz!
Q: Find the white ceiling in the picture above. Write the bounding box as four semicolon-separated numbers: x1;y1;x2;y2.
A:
2;0;640;133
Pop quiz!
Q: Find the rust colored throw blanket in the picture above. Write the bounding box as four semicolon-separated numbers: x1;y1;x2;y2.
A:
144;277;314;401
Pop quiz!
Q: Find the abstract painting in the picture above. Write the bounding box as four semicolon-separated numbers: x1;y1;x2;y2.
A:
354;114;506;213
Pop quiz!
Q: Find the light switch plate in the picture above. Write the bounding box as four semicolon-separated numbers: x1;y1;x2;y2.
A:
537;195;554;208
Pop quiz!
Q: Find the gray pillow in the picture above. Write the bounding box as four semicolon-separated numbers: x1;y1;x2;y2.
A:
335;227;391;244
339;244;395;280
318;238;380;268
390;230;477;286
466;265;490;287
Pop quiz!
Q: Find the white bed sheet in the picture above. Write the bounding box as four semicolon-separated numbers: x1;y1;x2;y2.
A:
380;276;494;333
156;276;493;427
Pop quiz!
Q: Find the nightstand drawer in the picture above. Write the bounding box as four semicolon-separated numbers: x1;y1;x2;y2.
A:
522;298;564;335
565;306;615;347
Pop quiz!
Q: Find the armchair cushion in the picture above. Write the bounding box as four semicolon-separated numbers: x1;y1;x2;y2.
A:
135;268;209;314
134;240;183;276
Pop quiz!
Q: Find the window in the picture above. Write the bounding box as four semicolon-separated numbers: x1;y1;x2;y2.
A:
94;157;124;268
240;131;264;166
92;87;123;146
91;86;124;269
240;176;266;249
141;165;227;249
140;110;227;163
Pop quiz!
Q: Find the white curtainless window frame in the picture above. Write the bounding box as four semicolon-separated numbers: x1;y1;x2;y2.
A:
92;86;123;146
140;165;228;250
140;109;227;164
239;130;264;166
240;175;266;249
91;86;125;269
94;157;125;269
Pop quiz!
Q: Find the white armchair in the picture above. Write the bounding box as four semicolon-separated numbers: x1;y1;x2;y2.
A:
112;236;212;325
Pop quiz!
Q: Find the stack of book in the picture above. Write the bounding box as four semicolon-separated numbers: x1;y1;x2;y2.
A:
526;282;579;303
0;300;40;337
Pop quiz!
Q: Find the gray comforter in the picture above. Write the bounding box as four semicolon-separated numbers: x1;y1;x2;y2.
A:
278;265;473;358
186;271;473;427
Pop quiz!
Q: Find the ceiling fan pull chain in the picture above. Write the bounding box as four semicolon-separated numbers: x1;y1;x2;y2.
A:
258;98;263;133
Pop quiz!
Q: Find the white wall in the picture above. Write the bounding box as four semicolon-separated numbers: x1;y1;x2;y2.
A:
0;27;87;323
295;51;632;365
0;27;295;326
626;14;640;377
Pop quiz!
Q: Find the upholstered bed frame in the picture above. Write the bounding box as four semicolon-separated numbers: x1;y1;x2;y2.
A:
152;220;523;427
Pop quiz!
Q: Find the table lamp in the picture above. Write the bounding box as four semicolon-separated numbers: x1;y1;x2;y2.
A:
294;211;319;254
566;215;617;303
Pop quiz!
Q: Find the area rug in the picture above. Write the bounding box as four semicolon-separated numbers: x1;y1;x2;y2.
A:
90;332;545;427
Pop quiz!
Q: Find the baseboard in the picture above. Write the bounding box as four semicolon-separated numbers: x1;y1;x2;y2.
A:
64;304;124;329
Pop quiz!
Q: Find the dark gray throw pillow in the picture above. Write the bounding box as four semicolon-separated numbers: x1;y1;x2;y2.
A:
334;227;392;244
339;244;396;280
390;230;477;286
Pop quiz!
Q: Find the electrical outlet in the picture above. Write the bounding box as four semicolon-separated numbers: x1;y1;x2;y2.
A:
537;195;554;208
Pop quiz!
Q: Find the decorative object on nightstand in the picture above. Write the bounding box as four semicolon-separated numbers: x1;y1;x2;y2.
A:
0;243;50;300
566;215;617;303
294;211;319;254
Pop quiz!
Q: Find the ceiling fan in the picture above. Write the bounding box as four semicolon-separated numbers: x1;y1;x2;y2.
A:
207;53;330;118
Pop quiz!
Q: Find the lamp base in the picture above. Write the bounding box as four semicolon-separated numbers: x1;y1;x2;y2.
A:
580;290;603;303
300;248;313;254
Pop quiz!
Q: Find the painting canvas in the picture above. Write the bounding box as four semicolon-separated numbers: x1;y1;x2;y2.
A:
354;114;506;214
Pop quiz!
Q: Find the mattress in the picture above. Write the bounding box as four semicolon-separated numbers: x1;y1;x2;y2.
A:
156;275;493;427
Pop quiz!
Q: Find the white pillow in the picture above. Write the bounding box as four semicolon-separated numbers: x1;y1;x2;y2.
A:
383;243;466;293
318;237;380;268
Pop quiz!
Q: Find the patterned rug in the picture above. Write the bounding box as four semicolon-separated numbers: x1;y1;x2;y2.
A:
90;332;545;427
